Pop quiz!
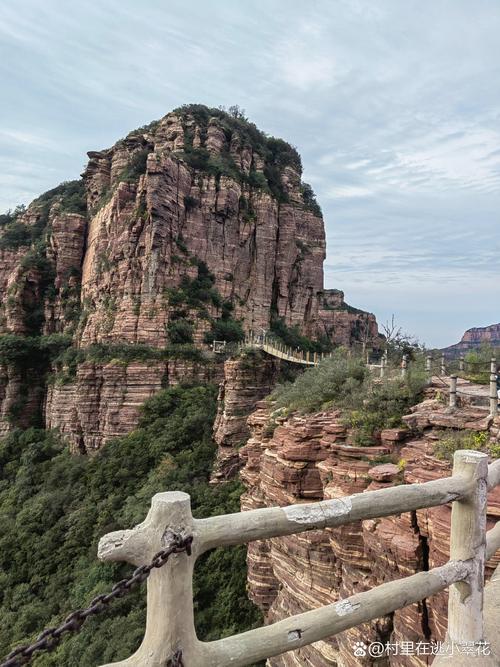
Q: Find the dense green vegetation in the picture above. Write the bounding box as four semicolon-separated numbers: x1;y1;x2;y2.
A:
119;148;149;182
270;315;332;354
49;342;209;385
166;259;222;311
0;384;261;666
165;259;244;345
0;181;87;251
172;104;321;214
0;207;31;249
270;349;427;445
0;333;72;368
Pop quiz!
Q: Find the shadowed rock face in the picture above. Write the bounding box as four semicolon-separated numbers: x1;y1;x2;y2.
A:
240;392;500;666
0;105;378;449
442;323;500;358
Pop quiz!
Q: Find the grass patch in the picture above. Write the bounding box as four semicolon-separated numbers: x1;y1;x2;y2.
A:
433;430;495;461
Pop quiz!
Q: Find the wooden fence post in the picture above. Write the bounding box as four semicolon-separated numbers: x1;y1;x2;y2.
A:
449;375;457;408
98;492;199;666
447;450;488;648
380;356;386;378
459;356;465;373
441;353;446;376
401;354;408;378
426;355;432;377
490;371;498;418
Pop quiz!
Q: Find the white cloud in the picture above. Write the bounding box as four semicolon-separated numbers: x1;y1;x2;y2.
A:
0;0;499;347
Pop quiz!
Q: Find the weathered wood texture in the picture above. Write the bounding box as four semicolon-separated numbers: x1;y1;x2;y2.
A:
98;456;500;667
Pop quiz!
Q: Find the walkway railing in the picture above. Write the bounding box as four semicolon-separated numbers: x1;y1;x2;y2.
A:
239;337;499;417
97;454;500;666
239;332;332;365
426;355;498;417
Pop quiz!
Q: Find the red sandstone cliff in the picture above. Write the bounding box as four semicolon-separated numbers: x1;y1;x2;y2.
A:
0;105;379;449
442;323;500;358
319;289;380;349
240;387;500;666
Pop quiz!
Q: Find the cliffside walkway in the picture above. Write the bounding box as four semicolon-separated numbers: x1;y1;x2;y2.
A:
89;457;500;666
239;333;327;365
428;354;498;416
239;338;498;416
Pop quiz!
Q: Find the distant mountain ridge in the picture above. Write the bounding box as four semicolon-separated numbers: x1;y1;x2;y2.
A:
442;322;500;358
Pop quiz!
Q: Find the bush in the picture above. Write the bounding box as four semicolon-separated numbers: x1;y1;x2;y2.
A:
0;220;32;250
0;335;41;367
167;318;194;344
205;318;245;344
0;205;26;227
272;349;368;413
270;316;332;354
300;183;322;217
271;351;427;446
434;430;491;462
184;195;198;212
166;260;222;311
0;385;261;664
348;370;426;446
35;180;87;215
119;149;149;182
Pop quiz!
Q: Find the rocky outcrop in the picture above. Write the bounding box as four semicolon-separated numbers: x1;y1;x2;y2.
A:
442;323;500;358
241;387;500;666
318;289;381;348
78;109;326;346
0;364;44;435
212;351;279;480
0;105;380;446
45;359;222;453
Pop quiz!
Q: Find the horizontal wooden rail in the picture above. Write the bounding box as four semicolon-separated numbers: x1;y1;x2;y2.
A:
98;453;500;667
202;559;472;667
194;472;472;553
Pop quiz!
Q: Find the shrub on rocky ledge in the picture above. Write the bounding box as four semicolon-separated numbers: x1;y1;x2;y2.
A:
433;430;497;461
271;350;427;445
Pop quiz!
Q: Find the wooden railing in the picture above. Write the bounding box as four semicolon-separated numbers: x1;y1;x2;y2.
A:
239;332;331;365
242;336;499;418
97;453;500;666
427;355;498;417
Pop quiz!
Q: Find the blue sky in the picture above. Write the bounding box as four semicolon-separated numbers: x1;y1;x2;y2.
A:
1;0;499;347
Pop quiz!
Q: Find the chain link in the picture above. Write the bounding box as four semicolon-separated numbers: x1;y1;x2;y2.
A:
1;533;193;667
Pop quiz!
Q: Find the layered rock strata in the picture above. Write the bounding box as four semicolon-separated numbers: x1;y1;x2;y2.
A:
45;359;222;453
0;105;379;446
212;352;280;480
442;322;500;358
318;289;380;349
241;384;500;666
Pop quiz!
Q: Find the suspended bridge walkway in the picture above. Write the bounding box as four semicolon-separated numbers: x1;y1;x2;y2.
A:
238;333;329;365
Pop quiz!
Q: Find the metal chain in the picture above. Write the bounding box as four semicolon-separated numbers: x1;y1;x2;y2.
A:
1;533;193;667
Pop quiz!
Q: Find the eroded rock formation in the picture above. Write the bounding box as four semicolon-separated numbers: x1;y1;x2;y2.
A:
0;105;378;448
442;322;500;358
212;351;280;480
240;383;500;666
318;289;380;349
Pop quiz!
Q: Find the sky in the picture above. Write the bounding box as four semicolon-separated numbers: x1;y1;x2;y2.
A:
0;0;499;348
